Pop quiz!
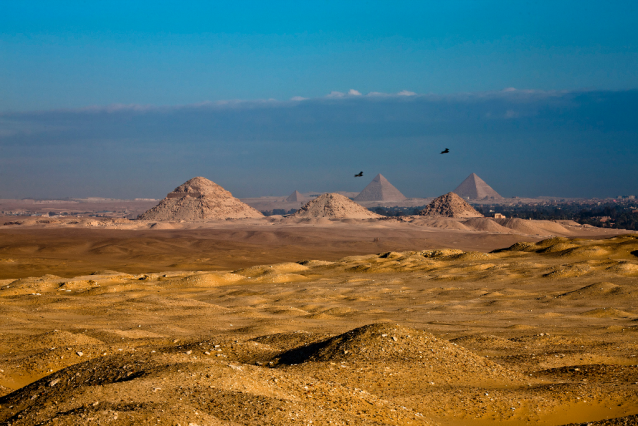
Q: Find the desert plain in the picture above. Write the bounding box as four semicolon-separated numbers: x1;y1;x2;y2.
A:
1;215;638;425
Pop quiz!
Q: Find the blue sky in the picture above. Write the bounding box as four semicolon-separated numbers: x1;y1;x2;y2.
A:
1;1;637;198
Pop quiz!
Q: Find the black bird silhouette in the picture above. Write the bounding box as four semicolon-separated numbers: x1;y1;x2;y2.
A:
354;171;363;177
440;148;449;154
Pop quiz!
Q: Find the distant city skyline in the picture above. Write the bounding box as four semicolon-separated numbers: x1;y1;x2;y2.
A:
1;1;637;199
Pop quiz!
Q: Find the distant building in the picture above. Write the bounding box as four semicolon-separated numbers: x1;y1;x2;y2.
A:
353;174;407;202
453;173;503;200
285;190;309;202
493;213;506;219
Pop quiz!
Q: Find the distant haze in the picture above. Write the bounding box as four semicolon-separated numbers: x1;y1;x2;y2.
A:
2;2;637;199
1;89;637;200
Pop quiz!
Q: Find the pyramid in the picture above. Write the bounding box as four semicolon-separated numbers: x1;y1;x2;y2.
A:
293;193;381;219
138;177;263;221
353;174;407;202
286;190;308;202
418;192;483;218
453;173;502;200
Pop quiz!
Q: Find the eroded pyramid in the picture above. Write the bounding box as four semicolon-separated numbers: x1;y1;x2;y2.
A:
418;192;483;218
138;177;263;221
453;173;502;200
293;193;381;219
286;190;309;202
353;174;407;202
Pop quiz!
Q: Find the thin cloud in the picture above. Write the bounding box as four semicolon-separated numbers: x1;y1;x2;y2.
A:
326;91;345;98
0;88;573;117
1;89;636;199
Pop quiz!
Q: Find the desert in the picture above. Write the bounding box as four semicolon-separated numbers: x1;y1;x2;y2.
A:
1;182;637;425
3;4;638;424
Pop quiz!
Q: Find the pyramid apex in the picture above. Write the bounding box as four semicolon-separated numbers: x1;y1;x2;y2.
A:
182;176;213;185
354;174;406;202
138;177;263;221
286;190;308;202
453;173;502;200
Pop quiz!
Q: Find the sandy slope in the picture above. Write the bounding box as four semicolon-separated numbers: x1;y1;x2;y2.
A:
0;216;629;280
1;234;638;425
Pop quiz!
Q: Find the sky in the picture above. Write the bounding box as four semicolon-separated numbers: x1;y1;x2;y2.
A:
1;1;637;199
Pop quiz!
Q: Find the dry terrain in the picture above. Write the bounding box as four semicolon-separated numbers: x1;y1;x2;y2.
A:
0;218;637;425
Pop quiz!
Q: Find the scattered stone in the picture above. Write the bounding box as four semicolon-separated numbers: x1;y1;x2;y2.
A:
418;192;483;218
293;193;381;219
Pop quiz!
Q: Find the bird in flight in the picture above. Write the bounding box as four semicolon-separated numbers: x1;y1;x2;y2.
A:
354;171;363;177
440;148;449;154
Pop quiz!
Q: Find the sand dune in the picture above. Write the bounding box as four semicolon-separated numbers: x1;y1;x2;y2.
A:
557;282;627;299
1;235;638;424
7;218;604;279
413;217;472;230
463;217;513;233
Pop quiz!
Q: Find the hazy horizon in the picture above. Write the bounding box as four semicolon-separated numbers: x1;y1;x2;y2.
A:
1;2;637;200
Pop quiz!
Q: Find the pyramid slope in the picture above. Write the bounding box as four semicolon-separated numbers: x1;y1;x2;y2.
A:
138;177;263;221
418;192;483;218
286;190;308;202
353;174;407;202
293;193;381;219
453;173;502;200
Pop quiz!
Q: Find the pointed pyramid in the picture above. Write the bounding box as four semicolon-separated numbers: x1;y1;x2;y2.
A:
353;174;407;202
293;193;381;219
286;190;309;202
138;177;263;221
418;192;483;218
453;173;502;200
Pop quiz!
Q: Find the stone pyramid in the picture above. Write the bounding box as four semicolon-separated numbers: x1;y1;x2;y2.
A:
138;177;263;221
353;174;407;202
293;193;381;219
286;190;308;202
418;192;483;218
453;173;502;200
